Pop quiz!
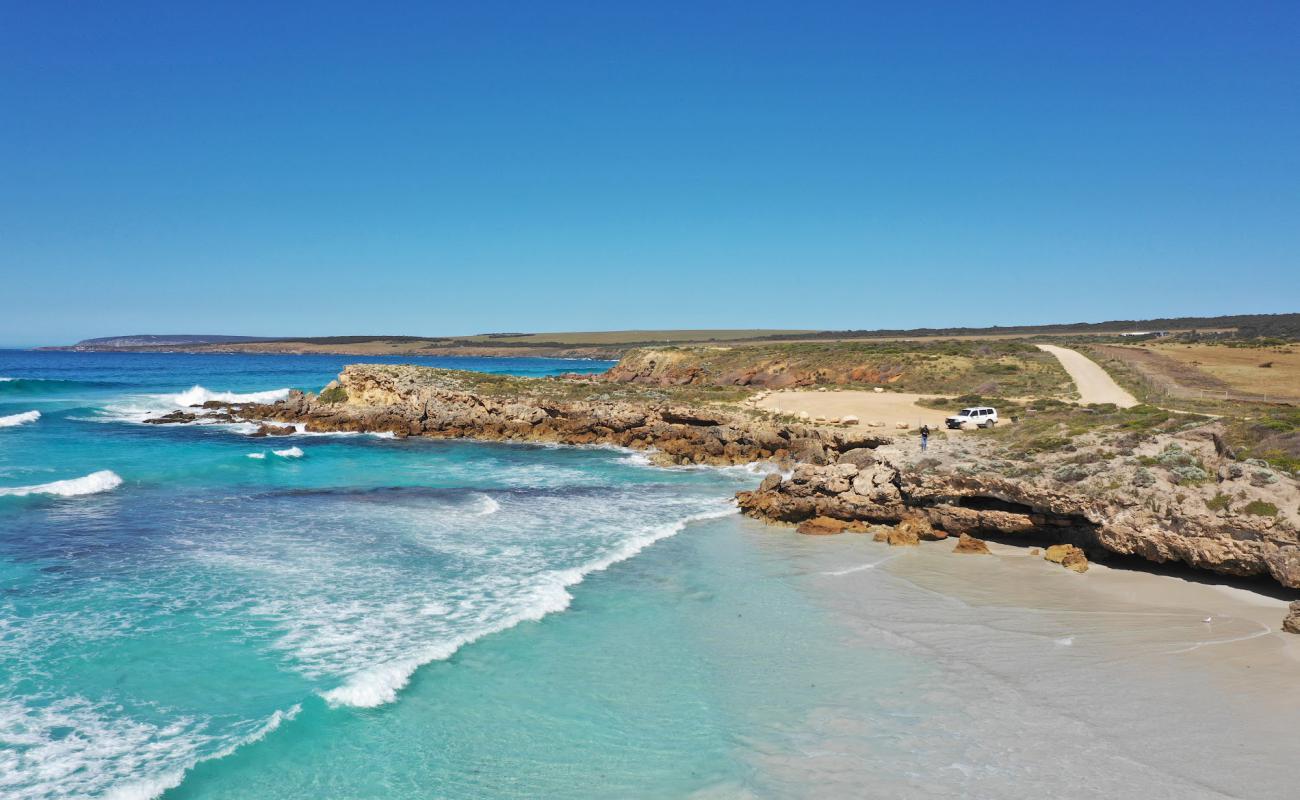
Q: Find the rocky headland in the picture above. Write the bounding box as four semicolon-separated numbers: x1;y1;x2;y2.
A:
153;362;1300;626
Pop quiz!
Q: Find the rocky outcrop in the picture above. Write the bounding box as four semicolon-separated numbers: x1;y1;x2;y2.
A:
197;364;890;469
738;427;1300;590
251;424;296;437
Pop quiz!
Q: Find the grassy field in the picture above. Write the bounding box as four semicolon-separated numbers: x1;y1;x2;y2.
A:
455;329;816;345
1143;343;1300;400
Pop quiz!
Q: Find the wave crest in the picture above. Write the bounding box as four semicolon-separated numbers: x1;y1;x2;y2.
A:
0;410;40;428
0;470;123;498
320;503;737;709
171;385;291;407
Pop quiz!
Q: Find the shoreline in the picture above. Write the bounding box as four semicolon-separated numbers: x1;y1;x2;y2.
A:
149;361;1300;632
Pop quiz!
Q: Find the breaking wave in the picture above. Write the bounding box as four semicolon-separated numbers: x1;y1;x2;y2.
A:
0;470;123;498
0;410;40;428
320;503;737;708
273;447;304;459
171;385;291;407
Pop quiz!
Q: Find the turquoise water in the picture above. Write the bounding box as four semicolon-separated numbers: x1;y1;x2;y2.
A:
5;351;1298;799
4;351;907;799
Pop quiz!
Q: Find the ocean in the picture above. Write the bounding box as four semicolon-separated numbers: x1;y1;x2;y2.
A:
2;350;1297;799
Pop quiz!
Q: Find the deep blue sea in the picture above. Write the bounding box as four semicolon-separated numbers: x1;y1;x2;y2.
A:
4;350;1298;799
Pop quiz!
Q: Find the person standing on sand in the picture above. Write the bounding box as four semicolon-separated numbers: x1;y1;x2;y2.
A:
920;424;929;451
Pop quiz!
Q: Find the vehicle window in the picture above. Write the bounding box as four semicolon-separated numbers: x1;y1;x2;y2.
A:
961;409;974;416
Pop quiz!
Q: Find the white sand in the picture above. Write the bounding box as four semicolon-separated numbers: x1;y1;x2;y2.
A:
744;523;1300;798
754;389;957;430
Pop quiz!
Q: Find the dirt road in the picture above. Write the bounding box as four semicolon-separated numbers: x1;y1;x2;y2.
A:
1037;344;1139;408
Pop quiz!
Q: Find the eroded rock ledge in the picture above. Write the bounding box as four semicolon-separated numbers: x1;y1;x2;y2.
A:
738;429;1300;590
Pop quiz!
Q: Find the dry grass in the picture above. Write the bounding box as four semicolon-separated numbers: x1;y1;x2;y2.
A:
456;329;815;345
1146;344;1300;400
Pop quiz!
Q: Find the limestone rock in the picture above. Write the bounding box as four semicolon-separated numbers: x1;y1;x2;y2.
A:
837;448;877;469
797;516;846;535
898;512;946;541
143;411;199;425
1044;544;1089;573
953;534;991;554
884;522;920;546
1283;601;1300;634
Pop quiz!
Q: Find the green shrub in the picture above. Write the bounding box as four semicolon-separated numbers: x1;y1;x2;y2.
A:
319;385;348;404
1242;500;1278;517
1205;493;1232;512
1133;467;1157;487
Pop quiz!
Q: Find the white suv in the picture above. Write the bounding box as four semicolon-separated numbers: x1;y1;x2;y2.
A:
946;406;998;429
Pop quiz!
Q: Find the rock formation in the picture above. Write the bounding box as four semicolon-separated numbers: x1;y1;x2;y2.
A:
953;533;991;554
737;424;1300;589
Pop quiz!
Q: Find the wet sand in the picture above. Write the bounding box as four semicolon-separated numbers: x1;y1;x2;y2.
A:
749;525;1300;799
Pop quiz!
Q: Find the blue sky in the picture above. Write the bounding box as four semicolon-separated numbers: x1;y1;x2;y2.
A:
1;1;1297;346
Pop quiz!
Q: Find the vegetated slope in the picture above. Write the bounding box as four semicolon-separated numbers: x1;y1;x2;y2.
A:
758;312;1300;342
606;341;1073;397
73;334;274;347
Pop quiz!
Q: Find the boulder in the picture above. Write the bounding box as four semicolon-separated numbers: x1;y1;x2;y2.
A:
953;533;991;554
757;473;783;493
252;424;296;437
1283;601;1300;634
883;524;920;546
898;512;946;541
1044;544;1089;573
797;516;846;535
143;411;198;425
837;448;878;469
842;415;860;425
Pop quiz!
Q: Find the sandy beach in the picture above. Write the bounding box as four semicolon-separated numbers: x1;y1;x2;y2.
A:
754;389;956;430
753;524;1300;798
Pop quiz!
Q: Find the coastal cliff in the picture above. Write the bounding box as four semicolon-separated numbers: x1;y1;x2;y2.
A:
184;364;1300;600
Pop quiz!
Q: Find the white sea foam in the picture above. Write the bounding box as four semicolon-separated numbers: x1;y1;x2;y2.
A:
247;452;267;460
273;447;304;458
473;494;501;516
319;502;738;709
171;385;291;407
95;385;291;425
0;410;40;428
0;470;123;498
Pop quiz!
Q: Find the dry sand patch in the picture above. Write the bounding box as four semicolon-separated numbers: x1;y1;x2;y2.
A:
754;389;957;430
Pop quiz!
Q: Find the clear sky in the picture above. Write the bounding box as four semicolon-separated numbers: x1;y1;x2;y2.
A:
2;1;1297;346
